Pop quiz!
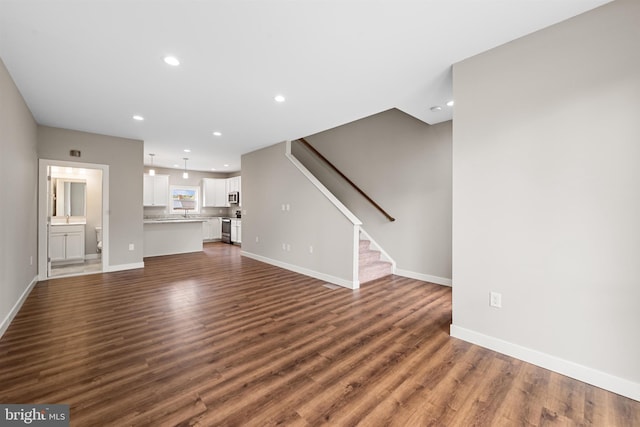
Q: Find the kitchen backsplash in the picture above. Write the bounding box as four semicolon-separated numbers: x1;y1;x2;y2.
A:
143;206;235;219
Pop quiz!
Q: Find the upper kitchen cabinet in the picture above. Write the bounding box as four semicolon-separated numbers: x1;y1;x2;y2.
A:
202;176;241;207
202;178;229;207
143;174;169;206
228;176;241;206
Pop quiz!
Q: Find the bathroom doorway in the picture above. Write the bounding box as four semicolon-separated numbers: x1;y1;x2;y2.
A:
38;159;109;280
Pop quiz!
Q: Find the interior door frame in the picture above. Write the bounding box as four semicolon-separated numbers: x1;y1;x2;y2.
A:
38;159;110;280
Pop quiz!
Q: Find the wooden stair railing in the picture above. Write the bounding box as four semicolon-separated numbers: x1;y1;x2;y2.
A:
297;137;395;222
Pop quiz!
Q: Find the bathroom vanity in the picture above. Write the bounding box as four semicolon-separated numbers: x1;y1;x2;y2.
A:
49;224;85;263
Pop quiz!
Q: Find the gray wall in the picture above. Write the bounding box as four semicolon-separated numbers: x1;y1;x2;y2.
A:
452;0;639;397
0;57;38;334
298;109;452;283
242;142;357;286
38;126;144;267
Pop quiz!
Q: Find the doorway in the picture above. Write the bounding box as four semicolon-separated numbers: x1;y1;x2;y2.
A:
38;159;109;280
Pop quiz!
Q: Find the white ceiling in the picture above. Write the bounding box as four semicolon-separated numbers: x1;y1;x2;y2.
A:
0;0;611;172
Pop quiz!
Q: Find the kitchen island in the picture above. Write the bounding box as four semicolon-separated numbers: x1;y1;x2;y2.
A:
143;218;205;257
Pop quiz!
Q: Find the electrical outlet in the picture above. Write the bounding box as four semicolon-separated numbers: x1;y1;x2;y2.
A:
490;292;502;308
281;204;286;211
309;245;313;254
129;243;135;251
286;204;290;211
255;236;259;243
286;244;291;252
282;243;286;251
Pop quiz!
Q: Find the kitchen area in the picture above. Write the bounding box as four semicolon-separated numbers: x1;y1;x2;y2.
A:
143;166;242;258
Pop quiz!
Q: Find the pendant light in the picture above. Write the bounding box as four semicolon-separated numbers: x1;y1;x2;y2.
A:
183;158;189;179
148;153;156;176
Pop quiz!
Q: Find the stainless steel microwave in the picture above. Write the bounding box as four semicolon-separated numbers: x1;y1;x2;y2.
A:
228;191;239;204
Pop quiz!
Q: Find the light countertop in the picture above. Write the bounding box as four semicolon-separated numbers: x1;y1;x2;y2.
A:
144;218;206;224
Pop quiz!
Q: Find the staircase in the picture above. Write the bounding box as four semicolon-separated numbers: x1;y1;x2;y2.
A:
359;238;393;284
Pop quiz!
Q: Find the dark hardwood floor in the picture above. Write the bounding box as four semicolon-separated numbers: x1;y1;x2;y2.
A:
1;242;638;426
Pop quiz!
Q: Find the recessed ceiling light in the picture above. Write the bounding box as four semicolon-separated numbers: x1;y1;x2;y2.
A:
211;168;216;171
223;164;229;167
430;106;442;112
274;95;285;103
213;131;222;137
133;115;144;121
184;149;191;153
446;100;455;107
164;56;180;66
173;164;179;168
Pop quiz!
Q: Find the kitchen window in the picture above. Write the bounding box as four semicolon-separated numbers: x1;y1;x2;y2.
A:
170;185;200;214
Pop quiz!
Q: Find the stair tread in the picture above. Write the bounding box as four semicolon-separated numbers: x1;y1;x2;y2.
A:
361;258;391;265
359;250;381;261
359;259;392;283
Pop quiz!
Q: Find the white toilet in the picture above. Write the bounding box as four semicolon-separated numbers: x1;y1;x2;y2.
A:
95;226;103;253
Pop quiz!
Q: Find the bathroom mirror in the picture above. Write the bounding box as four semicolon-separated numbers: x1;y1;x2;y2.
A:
53;179;86;217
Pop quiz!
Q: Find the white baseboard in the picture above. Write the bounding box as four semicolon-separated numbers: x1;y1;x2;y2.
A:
395;269;452;287
450;324;640;402
0;275;38;339
241;251;358;289
104;262;145;273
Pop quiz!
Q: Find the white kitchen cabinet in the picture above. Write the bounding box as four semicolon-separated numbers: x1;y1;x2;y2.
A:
227;176;240;193
202;178;229;207
50;224;85;263
202;217;222;241
227;176;242;206
202;220;211;240
143;174;169;206
231;219;241;244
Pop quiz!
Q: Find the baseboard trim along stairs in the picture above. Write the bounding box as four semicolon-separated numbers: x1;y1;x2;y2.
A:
359;238;393;283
